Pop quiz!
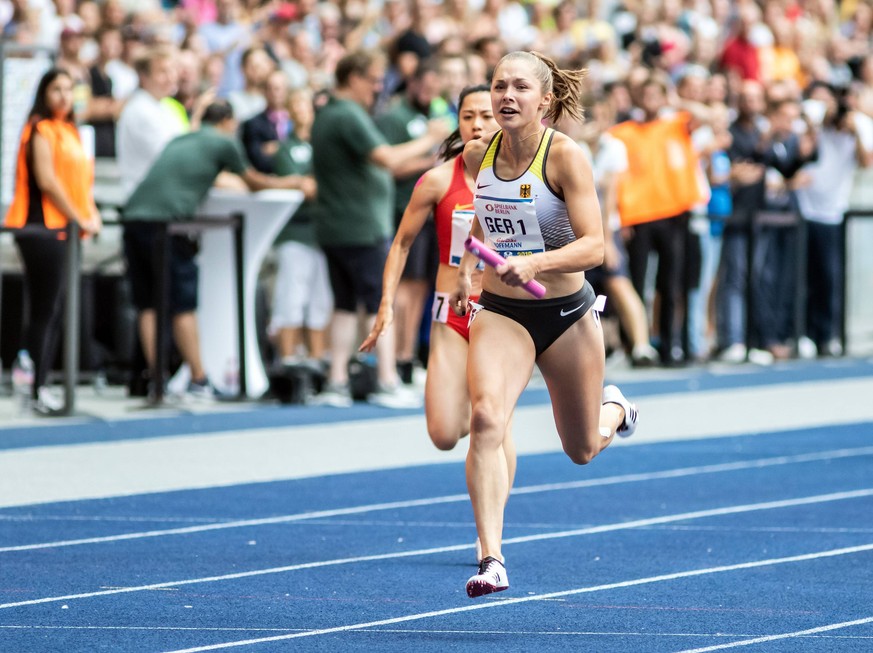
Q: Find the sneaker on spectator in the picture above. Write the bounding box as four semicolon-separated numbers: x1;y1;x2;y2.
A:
748;348;774;366
630;343;659;368
368;383;422;409
466;556;509;598
602;384;638;438
311;382;353;408
718;343;747;363
797;336;818;360
186;377;221;401
34;386;63;415
822;338;843;358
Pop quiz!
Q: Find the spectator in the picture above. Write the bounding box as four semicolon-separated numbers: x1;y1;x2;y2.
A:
241;69;290;173
754;97;816;360
717;81;816;363
609;74;711;365
720;2;763;83
701;102;734;356
795;82;873;358
310;49;449;408
121;100;315;400
716;79;766;363
87;26;125;158
228;45;274;122
436;53;471;117
379;28;433;111
198;0;250;97
116;46;183;201
105;27;143;102
3;68;101;414
55;22;92;123
170;48;208;121
269;87;331;365
375;58;446;383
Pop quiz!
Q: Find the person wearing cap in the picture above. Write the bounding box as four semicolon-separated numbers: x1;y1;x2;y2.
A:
56;21;92;123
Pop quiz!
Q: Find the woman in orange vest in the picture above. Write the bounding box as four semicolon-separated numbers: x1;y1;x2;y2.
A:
4;68;101;414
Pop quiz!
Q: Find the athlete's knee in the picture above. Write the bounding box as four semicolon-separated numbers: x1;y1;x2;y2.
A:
429;427;464;451
562;439;600;465
469;401;506;448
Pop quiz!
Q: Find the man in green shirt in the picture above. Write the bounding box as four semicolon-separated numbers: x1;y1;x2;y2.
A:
310;49;449;408
123;100;314;399
375;58;448;384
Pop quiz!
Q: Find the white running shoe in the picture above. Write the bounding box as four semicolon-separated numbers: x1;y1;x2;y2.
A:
602;384;638;438
34;386;64;415
311;383;353;408
797;336;818;360
466;556;509;598
368;384;422;409
718;343;747;363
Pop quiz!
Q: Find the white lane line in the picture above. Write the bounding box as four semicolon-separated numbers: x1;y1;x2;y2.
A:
2;488;872;610
676;616;873;652
4;446;872;554
161;543;873;652
4;625;870;640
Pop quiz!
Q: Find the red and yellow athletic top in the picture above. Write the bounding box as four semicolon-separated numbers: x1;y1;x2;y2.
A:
4;118;96;230
434;155;475;267
609;112;705;226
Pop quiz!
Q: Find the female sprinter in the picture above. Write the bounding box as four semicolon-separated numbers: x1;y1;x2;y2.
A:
450;52;639;598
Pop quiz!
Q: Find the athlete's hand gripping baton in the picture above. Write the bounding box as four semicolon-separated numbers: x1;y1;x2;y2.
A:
464;236;547;299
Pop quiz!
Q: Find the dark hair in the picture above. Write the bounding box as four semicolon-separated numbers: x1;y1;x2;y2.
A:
804;80;849;127
335;49;386;88
438;84;491;160
409;57;440;83
28;68;75;124
241;45;267;69
201;100;234;125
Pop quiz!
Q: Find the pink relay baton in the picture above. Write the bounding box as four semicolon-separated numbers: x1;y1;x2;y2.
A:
464;236;546;299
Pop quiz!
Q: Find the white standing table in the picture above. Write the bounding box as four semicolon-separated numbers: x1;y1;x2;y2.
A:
191;188;303;398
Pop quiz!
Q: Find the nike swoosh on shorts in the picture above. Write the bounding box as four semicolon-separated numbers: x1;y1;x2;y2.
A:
560;303;586;317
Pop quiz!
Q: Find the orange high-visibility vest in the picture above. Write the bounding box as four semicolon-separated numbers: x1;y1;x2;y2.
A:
4;118;95;230
609;112;705;226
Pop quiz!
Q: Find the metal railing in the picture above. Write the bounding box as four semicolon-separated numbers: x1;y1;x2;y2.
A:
1;213;246;414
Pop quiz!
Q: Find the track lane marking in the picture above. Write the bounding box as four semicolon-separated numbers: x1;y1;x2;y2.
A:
2;488;872;610
159;543;873;652
3;446;872;554
676;616;873;652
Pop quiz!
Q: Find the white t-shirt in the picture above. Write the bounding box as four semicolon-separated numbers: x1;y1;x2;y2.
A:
227;90;266;124
105;60;139;100
116;89;185;201
796;112;873;224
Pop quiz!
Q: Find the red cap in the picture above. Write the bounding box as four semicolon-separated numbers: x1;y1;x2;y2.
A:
271;3;297;22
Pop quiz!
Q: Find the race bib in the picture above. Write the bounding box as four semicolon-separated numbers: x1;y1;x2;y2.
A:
432;291;450;323
473;194;544;258
449;207;475;266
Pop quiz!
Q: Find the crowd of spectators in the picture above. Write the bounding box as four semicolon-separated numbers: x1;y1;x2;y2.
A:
3;0;873;404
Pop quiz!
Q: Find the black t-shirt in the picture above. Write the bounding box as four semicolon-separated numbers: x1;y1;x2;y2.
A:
88;64;116;158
